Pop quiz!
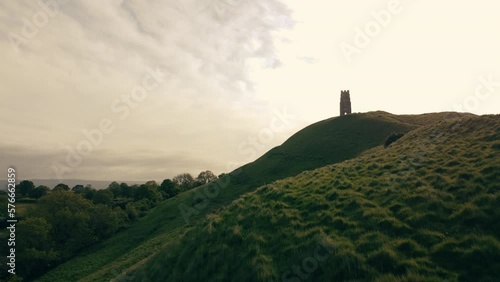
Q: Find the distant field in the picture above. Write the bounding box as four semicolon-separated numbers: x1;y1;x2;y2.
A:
0;195;37;217
16;202;36;217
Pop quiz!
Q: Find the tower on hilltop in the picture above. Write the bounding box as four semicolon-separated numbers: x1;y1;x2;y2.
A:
340;90;352;116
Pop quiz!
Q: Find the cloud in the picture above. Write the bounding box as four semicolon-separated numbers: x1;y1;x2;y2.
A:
0;0;295;180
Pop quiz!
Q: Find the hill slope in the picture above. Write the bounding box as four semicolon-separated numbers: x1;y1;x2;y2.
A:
228;111;470;187
128;115;500;281
38;111;472;281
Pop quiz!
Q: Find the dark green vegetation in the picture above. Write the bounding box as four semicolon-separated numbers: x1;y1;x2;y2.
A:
0;171;216;281
30;111;495;281
0;181;165;281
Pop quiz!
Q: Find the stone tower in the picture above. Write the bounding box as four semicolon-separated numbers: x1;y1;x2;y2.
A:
340;90;352;116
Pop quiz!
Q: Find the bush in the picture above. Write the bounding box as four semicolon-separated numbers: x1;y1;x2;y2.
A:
126;204;139;221
384;133;405;148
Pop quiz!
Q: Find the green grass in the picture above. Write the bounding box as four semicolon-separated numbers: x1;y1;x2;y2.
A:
127;115;500;281
38;111;480;281
232;111;426;186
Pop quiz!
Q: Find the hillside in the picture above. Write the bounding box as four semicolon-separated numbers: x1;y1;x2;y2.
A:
127;115;500;281
226;111;469;187
38;111;473;281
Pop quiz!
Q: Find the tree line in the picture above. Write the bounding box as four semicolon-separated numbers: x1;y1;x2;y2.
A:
0;170;220;280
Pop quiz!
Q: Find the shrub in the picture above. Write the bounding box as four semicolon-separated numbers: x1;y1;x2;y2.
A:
384;133;405;148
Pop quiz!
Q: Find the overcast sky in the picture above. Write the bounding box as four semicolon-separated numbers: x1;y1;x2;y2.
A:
1;0;499;182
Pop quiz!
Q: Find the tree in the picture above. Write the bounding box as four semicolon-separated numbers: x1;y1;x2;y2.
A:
125;204;138;221
0;194;6;218
72;184;85;193
108;181;121;198
53;183;70;191
128;185;139;198
82;186;96;200
159;179;179;198
134;184;162;204
173;173;195;191
196;170;217;186
19;180;35;196
17;217;58;278
145;180;158;189
28;185;49;199
120;182;133;198
18;217;52;250
93;189;114;206
89;205;120;239
37;191;96;256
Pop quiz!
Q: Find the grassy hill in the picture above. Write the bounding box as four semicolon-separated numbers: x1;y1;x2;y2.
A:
224;111;470;187
126;114;500;281
38;111;474;281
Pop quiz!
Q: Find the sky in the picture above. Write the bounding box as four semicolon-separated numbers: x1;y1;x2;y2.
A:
0;0;499;182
